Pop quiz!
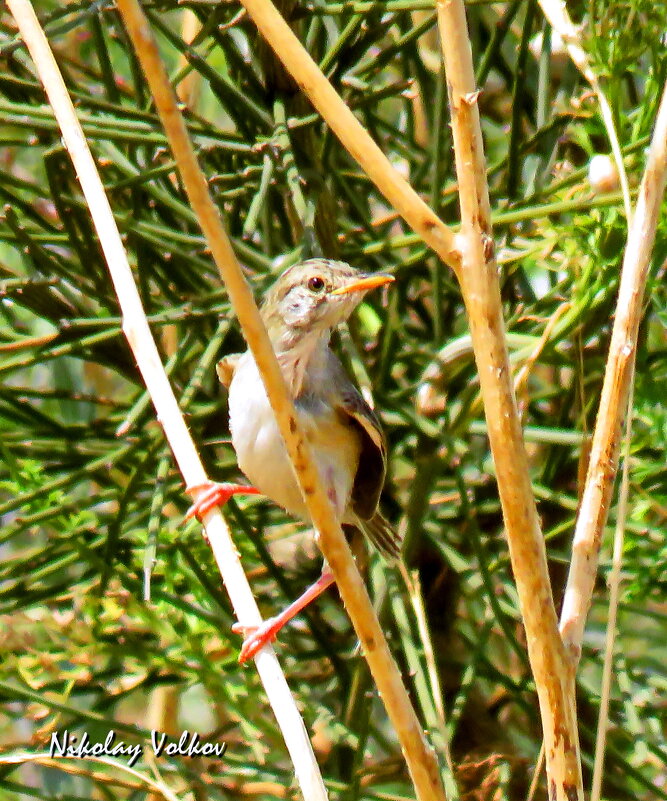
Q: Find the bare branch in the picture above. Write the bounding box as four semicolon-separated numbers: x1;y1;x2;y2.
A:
537;0;632;221
114;2;448;799
590;366;635;801
435;0;583;798
560;85;667;660
6;1;327;798
236;0;461;276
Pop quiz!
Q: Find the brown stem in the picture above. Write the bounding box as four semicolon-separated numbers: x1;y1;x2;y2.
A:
236;0;461;275
7;0;327;797
560;85;667;661
537;0;632;221
115;1;448;799
435;0;583;798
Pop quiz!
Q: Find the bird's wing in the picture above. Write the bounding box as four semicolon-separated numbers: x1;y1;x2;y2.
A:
329;358;387;522
335;380;403;558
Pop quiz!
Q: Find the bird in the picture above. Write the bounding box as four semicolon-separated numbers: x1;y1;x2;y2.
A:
187;258;401;662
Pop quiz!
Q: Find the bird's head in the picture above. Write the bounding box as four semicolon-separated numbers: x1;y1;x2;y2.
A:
261;259;394;349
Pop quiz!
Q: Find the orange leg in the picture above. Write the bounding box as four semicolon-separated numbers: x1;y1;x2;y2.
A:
185;481;261;521
232;570;335;663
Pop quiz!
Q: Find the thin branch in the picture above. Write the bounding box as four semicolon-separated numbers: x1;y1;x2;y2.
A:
590;366;635;801
0;752;182;801
435;0;583;798
526;743;546;801
537;0;633;222
6;2;327;799
400;565;453;776
114;2;447;800
560;84;667;660
236;0;461;276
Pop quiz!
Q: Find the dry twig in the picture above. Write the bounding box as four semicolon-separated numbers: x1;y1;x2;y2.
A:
537;0;632;221
560;85;667;660
236;0;461;275
435;1;582;798
590;367;635;801
6;1;327;798
115;2;447;799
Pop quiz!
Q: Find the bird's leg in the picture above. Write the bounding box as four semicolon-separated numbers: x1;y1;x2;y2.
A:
185;481;261;521
232;569;335;663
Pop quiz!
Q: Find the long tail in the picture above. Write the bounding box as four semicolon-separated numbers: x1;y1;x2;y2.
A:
355;511;402;561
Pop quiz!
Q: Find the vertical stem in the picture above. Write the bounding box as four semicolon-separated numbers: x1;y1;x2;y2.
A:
435;0;583;797
6;1;328;798
590;367;635;801
237;0;461;274
560;86;667;660
115;2;449;799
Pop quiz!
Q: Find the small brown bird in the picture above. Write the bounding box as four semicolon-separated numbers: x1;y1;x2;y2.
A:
189;259;401;661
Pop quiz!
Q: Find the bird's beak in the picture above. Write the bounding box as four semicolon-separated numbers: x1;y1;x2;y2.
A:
330;273;395;296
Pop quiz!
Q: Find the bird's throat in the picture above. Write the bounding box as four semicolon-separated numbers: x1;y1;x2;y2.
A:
274;328;330;398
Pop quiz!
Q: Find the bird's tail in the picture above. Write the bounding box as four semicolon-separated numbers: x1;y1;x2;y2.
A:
355;511;402;561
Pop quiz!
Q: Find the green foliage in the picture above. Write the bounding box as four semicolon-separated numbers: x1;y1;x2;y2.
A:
0;1;665;800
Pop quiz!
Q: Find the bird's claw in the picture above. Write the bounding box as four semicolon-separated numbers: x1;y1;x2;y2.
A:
232;619;279;663
185;482;260;521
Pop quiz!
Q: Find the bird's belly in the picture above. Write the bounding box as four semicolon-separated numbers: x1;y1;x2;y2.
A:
228;355;361;520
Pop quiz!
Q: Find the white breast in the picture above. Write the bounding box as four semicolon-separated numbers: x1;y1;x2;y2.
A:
228;351;361;521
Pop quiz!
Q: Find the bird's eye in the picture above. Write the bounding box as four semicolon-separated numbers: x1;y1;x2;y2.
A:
307;276;325;293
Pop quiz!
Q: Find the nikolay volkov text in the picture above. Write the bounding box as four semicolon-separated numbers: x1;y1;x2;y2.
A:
50;729;227;767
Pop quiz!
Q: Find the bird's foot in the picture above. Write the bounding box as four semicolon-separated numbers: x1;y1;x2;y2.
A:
185;481;261;521
232;619;281;663
231;571;335;663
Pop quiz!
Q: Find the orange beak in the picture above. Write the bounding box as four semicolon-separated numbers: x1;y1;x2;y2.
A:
330;273;395;296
